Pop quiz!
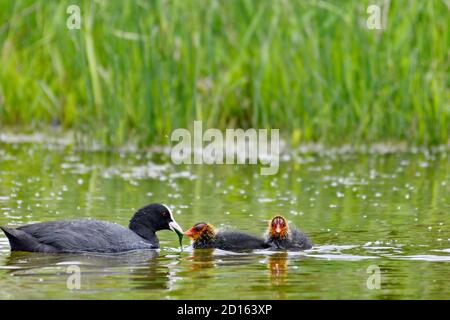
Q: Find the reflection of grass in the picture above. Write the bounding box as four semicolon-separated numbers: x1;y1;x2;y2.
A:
0;0;448;146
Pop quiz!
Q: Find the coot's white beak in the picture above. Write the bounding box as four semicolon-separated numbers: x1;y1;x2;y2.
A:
169;220;183;235
169;220;184;246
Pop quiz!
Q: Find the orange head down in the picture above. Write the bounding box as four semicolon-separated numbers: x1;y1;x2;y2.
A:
269;216;289;239
184;222;216;241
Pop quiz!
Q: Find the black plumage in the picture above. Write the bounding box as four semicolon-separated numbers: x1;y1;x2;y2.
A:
266;228;312;250
0;203;184;253
265;216;312;251
185;223;269;251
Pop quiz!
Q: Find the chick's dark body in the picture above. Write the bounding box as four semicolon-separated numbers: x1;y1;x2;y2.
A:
266;228;312;250
193;230;270;251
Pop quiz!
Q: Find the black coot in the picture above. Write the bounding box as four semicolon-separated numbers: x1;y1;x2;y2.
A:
0;203;183;253
184;222;269;251
265;216;312;250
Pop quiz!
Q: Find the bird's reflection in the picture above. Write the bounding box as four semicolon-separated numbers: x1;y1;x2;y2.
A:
185;248;215;271
268;252;288;286
3;250;175;291
5;250;160;270
3;249;299;297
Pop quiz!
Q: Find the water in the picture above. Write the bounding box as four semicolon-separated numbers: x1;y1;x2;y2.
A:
0;134;449;299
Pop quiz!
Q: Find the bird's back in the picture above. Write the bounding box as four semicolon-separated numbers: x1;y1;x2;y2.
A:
4;219;156;253
289;228;312;250
215;230;269;251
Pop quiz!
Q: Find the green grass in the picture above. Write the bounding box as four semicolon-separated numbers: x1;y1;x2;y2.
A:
0;0;448;146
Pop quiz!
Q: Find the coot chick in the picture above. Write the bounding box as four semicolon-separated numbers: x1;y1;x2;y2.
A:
184;222;269;251
0;203;183;253
265;216;312;250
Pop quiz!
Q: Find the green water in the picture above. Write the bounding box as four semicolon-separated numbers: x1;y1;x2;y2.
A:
0;134;449;299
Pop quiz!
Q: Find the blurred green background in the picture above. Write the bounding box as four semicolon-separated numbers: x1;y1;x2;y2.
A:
0;0;448;146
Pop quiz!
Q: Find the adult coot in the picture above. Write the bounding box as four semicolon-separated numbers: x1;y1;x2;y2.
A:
265;216;312;250
0;203;183;253
184;222;269;251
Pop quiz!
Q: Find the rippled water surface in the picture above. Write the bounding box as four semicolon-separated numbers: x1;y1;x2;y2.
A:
0;134;449;299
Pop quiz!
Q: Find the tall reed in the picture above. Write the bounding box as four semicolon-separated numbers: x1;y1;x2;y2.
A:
0;0;448;146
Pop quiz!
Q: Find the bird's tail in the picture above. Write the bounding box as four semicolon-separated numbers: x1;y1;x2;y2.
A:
0;226;38;251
